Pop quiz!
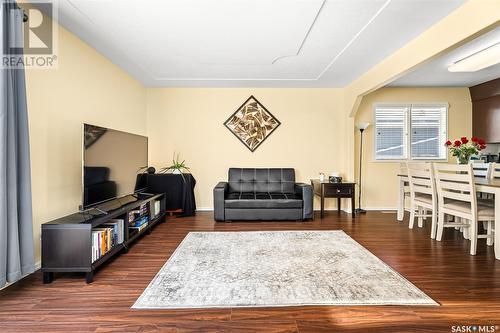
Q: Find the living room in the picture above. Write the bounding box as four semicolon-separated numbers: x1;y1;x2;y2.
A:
1;0;500;332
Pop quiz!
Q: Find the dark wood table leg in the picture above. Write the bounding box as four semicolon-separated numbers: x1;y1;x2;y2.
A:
351;185;356;218
320;184;325;219
85;271;94;284
337;197;341;213
310;180;315;220
43;272;53;284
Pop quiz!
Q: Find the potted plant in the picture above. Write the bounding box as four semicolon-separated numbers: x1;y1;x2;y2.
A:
159;153;191;175
445;136;486;164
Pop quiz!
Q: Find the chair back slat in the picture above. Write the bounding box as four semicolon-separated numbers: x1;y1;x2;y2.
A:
491;162;500;180
412;177;431;187
410;169;431;179
441;190;472;202
437;180;471;192
433;163;477;217
436;172;471;182
471;162;491;178
406;162;436;205
434;163;471;172
413;185;433;195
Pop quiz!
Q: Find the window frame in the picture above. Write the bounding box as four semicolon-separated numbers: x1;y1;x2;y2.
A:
372;102;449;162
372;103;409;161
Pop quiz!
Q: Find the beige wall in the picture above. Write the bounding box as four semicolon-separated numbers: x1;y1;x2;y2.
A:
20;8;477;266
146;88;351;210
25;24;147;263
354;87;472;209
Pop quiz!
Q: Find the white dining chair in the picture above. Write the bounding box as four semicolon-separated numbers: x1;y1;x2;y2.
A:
491;162;500;180
406;162;438;239
472;161;494;202
433;163;495;255
471;161;491;179
484;162;499;233
400;162;411;215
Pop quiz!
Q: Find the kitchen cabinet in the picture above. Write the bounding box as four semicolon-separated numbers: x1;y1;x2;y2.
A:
470;78;500;143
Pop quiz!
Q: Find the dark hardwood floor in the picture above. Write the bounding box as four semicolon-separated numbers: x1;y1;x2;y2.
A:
1;211;500;333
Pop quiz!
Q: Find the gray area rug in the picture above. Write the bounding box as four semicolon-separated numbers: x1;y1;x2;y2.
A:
133;231;437;309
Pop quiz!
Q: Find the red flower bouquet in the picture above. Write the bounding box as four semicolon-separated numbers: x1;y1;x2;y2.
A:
445;136;487;164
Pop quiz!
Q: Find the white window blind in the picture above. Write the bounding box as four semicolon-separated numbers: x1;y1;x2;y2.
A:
410;104;447;159
374;105;408;160
374;103;447;161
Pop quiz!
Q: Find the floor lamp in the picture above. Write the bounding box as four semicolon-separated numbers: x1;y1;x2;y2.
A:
355;122;370;214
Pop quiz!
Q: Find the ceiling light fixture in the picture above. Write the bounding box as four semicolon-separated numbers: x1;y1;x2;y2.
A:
448;42;500;72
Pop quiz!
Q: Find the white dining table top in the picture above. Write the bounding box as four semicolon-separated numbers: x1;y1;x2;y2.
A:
397;174;500;188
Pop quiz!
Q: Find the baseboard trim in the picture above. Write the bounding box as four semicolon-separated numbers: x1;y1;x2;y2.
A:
359;207;397;211
341;208;398;213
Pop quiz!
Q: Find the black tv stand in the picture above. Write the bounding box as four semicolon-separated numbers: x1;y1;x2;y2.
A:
41;193;166;284
92;207;109;215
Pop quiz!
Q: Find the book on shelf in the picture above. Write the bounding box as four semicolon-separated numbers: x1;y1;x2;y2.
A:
128;210;149;236
151;200;161;218
102;219;124;244
129;215;149;228
140;202;148;214
91;221;123;263
128;203;149;221
129;221;149;233
128;210;140;221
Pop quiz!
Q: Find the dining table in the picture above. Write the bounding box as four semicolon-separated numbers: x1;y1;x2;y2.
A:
397;174;500;260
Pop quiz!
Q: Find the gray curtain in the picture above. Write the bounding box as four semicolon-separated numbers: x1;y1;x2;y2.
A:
0;0;35;288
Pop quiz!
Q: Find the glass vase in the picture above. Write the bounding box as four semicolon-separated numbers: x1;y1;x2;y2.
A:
456;155;470;164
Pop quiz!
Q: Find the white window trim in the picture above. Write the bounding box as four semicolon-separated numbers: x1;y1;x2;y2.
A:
372;102;449;163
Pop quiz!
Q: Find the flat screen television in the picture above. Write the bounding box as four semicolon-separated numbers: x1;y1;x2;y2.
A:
82;124;148;210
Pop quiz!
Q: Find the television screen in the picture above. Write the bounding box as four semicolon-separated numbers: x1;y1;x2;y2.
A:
83;124;148;209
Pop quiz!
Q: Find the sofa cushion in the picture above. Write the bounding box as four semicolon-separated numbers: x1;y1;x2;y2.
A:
228;168;295;193
225;192;302;209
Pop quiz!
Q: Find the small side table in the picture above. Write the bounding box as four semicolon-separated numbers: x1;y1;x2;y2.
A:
310;180;356;218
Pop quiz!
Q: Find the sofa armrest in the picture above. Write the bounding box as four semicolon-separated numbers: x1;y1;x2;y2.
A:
213;182;228;221
295;183;313;220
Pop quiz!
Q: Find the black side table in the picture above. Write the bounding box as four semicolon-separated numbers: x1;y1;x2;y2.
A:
136;173;197;217
310;180;356;218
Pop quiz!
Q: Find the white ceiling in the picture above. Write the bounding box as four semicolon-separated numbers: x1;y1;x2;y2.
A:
390;27;500;87
54;0;466;87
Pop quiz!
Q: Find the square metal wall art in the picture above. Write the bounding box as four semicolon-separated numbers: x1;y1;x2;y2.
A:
224;95;281;152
